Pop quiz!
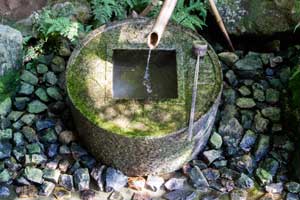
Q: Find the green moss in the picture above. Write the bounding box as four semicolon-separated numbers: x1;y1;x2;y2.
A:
67;20;222;137
0;70;20;102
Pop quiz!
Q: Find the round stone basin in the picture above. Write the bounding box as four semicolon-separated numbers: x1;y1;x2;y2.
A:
66;18;222;176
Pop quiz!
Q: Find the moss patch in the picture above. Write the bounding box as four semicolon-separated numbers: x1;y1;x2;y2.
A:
67;19;222;137
0;70;20;102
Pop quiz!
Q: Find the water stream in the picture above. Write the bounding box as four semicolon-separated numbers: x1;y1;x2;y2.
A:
143;49;153;94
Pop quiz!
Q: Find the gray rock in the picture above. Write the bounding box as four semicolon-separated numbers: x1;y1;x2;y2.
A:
40;129;57;143
253;89;265;102
44;71;58;85
209;132;223;149
0;141;12;159
35;88;49;102
43;168;60;183
232;154;256;174
261;107;281;122
286;193;300;200
14;97;30;110
91;165;105;191
25;154;47;165
279;67;291;84
238;86;251;96
0;128;12;140
80;190;96;200
13;145;26;161
37;64;48;74
202;168;220;181
51;56;66;73
7;111;23;121
18;82;34;95
286;182;300;193
59;130;76;144
265;182;283;194
225;70;238;86
259;158;279;177
20;70;38;85
164;190;197;200
39;181;55;197
234;53;263;77
27;100;47;113
236;98;256;108
223;88;237;104
0;98;12;116
105;167;127;192
24;166;43;184
146;175;165;192
164;178;186;191
59;174;74;191
236;173;254;189
74;168;90;191
26;143;42;154
13;132;25;146
188;166;209;188
203;149;223;164
254;135;270;162
218;52;239;66
0;186;10;197
230;189;247;200
47;87;63;100
239;130;257;152
0;169;11;183
22;126;38;142
253;112;269;133
20;114;35;125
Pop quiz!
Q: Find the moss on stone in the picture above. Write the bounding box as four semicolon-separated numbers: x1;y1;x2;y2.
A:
0;70;20;102
67;19;222;137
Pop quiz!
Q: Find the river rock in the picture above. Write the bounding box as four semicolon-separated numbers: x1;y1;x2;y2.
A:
35;88;49;102
188;166;209;188
43;168;60;183
218;52;239;66
236;98;256;108
91;165;105;191
256;168;273;186
265;183;283;194
234;53;263;77
254;135;270;162
239;130;257;152
286;182;300;193
20;70;38;85
261;107;281;122
39;181;55;197
202;149;223;164
146;175;164;192
74;168;90;191
59;174;74;191
164;178;186;191
24;166;43;184
0;186;10;197
0;141;12;159
0;169;11;183
209;132;223;149
237;173;254;189
266;88;280;103
0;98;12;116
18;82;34;95
27;100;48;113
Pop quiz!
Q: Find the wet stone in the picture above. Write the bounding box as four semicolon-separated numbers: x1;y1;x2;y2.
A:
59;144;71;155
164;189;197;200
0;98;12;117
286;182;300;193
8;111;23;121
20;114;35;125
261;107;281;122
225;70;238;86
19;82;34;95
256;168;273;186
132;193;152;200
37;64;48;74
188;166;209;188
259;158;279;177
39;181;55;196
266;88;280;103
47;87;63;101
22;126;38;142
80;155;96;170
236;98;256;108
237;173;254;189
44;71;58;85
74;168;90;191
0;186;10;197
47;143;58;158
128;176;146;191
51;56;66;73
13;145;26;161
35;88;49;102
146;175;164;192
0;141;12;159
265;182;283;194
232;154;256;174
164;177;186;191
27;100;48;114
53;186;71;199
16;185;38;198
108;191;124;200
24;166;43;184
223;88;237;104
0;117;11;129
69;160;81;174
105;167;127;192
239;130;257;152
71;143;88;159
14;97;29;111
209;132;223;149
20;70;38;85
202;149;223;164
238;85;251;96
202;168;220;181
12;120;24;130
25;154;47;165
254;113;269;133
91;165;105;191
36;119;55;131
254;135;270;162
0;169;11;183
43;168;61;183
26;143;42;154
253;89;265;102
40;128;57;143
80;189;96;200
59;174;74;191
0;128;12;140
218;52;239;66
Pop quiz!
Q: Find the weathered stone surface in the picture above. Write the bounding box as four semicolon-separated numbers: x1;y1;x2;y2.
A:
188;166;209;188
216;0;300;36
105;167;127;192
236;98;256;108
239;130;257;152
218;52;239;66
164;178;186;191
59;174;74;191
24;166;43;184
74;168;90;191
27;100;48;113
209;132;223;149
146;175;164;192
234;53;263;77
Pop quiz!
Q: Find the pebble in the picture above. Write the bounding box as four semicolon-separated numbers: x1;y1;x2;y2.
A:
265;182;283;194
0;128;12;140
14;97;29;110
286;182;300;193
128;177;146;191
261;107;281;122
53;186;71;199
209;132;223;149
237;173;254;189
239;130;257;152
39;181;55;196
105;167;128;192
74;168;90;191
27;100;48;114
230;189;247;200
80;189;96;200
36;119;56;131
91;165;105;191
132;193;152;200
47;86;63;101
37;64;48;74
0;141;12;159
43;168;61;183
59;130;76;144
19;82;34;95
202;149;222;164
164;189;197;200
0;186;10;197
188;166;209;188
44;71;58;85
256;168;273;186
236;98;256;108
59;174;74;191
35;88;49;102
254;135;270;162
0;98;12;116
146;175;165;192
0;169;11;183
20;114;35;125
24;166;43;184
164;177;186;191
7;111;23;121
108;191;124;200
20;70;38;85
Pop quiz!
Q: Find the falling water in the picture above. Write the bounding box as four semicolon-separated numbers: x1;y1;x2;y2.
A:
143;49;153;94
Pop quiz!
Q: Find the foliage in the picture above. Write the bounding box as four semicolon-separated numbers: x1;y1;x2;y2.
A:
90;0;207;30
289;66;300;108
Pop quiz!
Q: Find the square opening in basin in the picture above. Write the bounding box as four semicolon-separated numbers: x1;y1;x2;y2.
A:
112;49;178;100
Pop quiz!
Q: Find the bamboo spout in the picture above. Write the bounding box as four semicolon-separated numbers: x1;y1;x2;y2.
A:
147;0;177;49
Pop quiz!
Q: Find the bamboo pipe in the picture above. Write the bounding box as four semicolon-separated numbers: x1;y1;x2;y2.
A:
147;0;177;49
